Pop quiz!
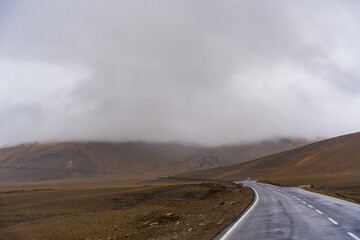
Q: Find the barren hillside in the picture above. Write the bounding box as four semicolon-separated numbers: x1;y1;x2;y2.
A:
0;138;306;183
178;132;360;180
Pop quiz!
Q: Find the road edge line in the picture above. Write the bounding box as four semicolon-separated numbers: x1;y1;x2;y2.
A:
348;232;360;240
214;185;259;240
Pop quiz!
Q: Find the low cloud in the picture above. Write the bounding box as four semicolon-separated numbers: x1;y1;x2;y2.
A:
0;0;360;146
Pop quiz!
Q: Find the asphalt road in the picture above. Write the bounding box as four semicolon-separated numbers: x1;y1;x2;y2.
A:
215;181;360;240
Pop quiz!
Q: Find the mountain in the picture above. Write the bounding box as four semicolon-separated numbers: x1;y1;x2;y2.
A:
178;132;360;180
0;138;308;183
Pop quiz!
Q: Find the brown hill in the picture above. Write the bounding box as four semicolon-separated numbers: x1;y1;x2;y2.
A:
178;132;360;180
0;138;307;183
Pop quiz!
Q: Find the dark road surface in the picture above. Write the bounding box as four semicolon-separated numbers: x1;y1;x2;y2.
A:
215;181;360;240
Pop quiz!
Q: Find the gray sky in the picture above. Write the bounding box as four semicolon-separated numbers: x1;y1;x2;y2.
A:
0;0;360;146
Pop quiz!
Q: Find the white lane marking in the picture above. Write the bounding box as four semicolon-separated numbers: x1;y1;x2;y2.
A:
296;197;300;200
328;218;339;225
302;201;306;204
220;186;259;240
292;195;296;198
308;204;313;208
316;210;323;214
347;232;360;240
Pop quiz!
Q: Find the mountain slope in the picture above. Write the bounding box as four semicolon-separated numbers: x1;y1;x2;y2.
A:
0;138;307;183
178;132;360;180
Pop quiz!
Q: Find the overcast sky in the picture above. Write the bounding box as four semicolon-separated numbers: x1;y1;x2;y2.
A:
0;0;360;146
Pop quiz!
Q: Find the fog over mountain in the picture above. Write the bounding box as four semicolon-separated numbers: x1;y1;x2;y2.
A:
1;0;360;146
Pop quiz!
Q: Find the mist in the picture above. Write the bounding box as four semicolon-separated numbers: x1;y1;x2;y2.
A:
1;0;360;146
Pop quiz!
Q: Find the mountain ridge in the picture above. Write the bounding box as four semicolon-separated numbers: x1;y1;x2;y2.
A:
177;132;360;180
0;138;308;183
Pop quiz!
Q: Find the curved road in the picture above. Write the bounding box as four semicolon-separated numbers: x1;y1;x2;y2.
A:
215;181;360;240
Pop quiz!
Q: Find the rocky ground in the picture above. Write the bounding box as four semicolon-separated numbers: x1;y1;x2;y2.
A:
0;181;253;240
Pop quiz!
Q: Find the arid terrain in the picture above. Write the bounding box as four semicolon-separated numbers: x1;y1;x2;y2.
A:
0;181;253;240
179;132;360;180
0;138;307;183
178;132;360;205
2;133;360;239
0;137;311;240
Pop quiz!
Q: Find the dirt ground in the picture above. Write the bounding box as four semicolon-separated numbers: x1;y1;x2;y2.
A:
0;181;253;240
